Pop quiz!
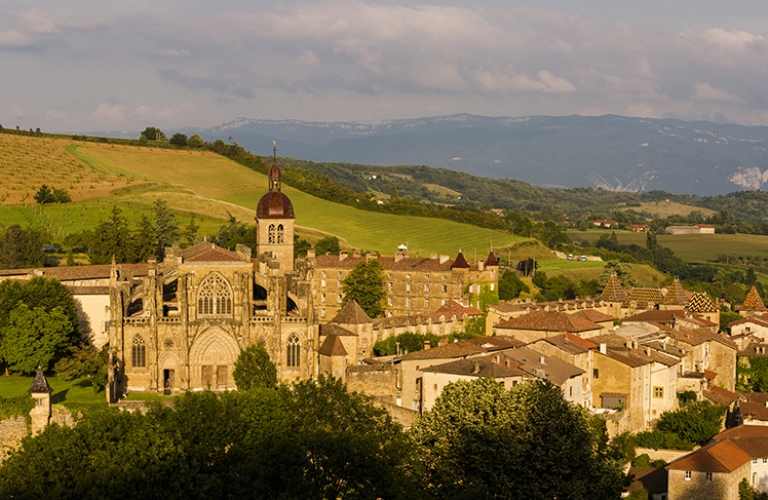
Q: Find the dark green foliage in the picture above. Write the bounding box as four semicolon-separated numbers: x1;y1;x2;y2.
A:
0;377;417;500
53;187;71;203
213;213;254;251
169;133;188;147
411;378;625;500
609;432;637;463
630;454;666;469
182;216;200;248
721;311;743;334
131;215;157;262
294;235;311;257
656;401;726;445
677;391;698;406
187;134;204;148
739;478;768;500
738;356;768;392
232;344;277;390
54;345;109;393
153;199;180;260
498;269;529;300
0;224;47;269
374;332;444;356
140;126;166;141
33;184;56;204
314;235;341;255
0;304;73;373
626;490;649;500
341;259;387;318
88;206;133;264
0;394;35;420
634;430;694;451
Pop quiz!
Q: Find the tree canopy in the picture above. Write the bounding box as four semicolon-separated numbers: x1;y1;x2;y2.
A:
232;343;277;390
341;259;386;318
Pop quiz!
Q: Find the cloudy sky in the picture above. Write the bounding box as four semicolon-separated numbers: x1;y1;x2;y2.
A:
3;0;768;132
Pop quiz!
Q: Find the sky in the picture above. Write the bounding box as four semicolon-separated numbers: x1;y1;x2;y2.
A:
4;0;768;133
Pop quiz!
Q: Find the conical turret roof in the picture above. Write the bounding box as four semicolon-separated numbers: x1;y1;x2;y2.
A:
330;300;373;324
28;366;52;394
741;286;767;312
451;252;471;269
663;278;689;306
600;274;627;302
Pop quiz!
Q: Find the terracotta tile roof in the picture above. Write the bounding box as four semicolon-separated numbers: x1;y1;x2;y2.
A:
729;316;768;328
319;324;358;337
497;310;602;333
740;402;768;422
182;242;244;262
535;333;597;354
28;367;52;394
623;309;685;323
329;300;373;324
663;279;689;306
318;334;348;356
730;437;768;458
460;336;525;351
421;355;526;378
744;392;768;404
714;425;768;441
395;342;484;361
621;288;664;309
704;387;740;407
741;285;767;312
686;292;719;313
435;300;483;317
666;439;751;472
599;275;627;302
572;309;613;323
501;348;584;386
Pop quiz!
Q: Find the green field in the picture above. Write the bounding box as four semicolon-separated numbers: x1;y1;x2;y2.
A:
621;200;715;218
0;375;108;415
537;258;667;287
568;230;768;263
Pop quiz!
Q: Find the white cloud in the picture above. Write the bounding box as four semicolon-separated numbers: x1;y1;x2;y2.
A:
473;67;576;94
298;50;319;66
694;83;742;104
0;30;35;48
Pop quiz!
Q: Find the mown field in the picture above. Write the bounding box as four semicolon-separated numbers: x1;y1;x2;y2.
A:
568;230;768;263
0;136;523;257
620;200;715;218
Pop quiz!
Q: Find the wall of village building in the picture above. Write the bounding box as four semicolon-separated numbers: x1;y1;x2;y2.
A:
525;340;593;408
592;353;643;430
420;370;526;412
667;463;748;500
312;250;497;321
72;290;111;347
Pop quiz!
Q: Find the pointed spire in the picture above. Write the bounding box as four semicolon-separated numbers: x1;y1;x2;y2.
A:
741;285;767;312
451;251;471;269
484;251;499;267
663;277;688;306
28;366;53;394
268;140;281;192
600;274;627;302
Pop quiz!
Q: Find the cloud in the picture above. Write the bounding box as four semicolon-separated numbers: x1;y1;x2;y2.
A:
298;50;319;66
0;30;35;49
694;83;742;104
473;67;576;94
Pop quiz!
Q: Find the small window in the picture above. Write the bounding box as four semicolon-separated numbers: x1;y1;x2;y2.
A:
706;472;712;483
442;284;448;293
337;271;342;277
406;283;412;293
425;298;429;308
685;471;691;481
321;271;326;278
337;280;341;289
442;275;447;280
321;279;326;288
387;297;393;306
321;308;326;318
490;283;495;291
593;369;599;379
763;458;767;464
406;298;411;308
424;284;429;292
653;387;664;398
388;273;393;278
321;293;326;303
388;282;392;291
406;274;411;279
337;295;342;303
755;459;759;465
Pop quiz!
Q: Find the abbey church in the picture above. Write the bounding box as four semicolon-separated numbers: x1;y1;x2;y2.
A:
107;158;318;396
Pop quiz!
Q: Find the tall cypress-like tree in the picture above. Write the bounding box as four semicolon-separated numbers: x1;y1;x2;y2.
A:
89;206;133;264
153;200;179;261
132;215;157;262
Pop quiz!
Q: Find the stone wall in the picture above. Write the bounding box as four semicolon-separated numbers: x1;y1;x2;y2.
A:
0;416;29;465
347;364;397;402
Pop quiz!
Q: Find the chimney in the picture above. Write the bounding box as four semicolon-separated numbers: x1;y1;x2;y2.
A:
423;341;431;350
599;343;607;355
478;261;484;271
540;356;545;365
439;254;450;264
395;253;404;263
307;249;316;258
430;252;438;260
339;251;348;261
353;250;361;258
645;347;651;356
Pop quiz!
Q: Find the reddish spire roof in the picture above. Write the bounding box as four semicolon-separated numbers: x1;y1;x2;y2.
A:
484;251;499;267
451;252;470;269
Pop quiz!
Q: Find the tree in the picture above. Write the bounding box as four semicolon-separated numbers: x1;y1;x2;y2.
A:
341;259;386;318
53;188;71;203
294;235;311;258
131;215;157;262
0;224;24;269
187;134;204;148
498;269;529;300
411;378;625;499
54;345;108;393
169;133;188;147
89;206;133;264
33;185;56;204
140;126;166;141
182;216;200;248
153;199;179;261
600;260;640;287
656;401;726;445
233;344;277;390
314;236;341;255
0;304;73;373
20;277;80;337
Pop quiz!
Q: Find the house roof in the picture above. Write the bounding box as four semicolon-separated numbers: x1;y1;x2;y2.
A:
666;439;751;472
497;310;602;333
451;252;471;269
0;263;149;282
621;288;664;309
740;402;768;422
28;367;52;394
484;251;499;267
663;279;689;306
319;323;358;337
623;309;686;323
182;242;244;262
703;387;740;407
741;285;767;312
395;341;485;362
729;316;768;329
318;334;348;356
599;275;627;302
421;355;526;378
460;336;525;351
435;299;483;317
669;328;737;350
686;292;719;313
501;348;584;386
533;333;598;355
572;309;614;323
738;342;768;357
714;425;768;441
330;300;373;324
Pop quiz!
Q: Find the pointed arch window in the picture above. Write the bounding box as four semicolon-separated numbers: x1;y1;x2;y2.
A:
197;273;234;317
268;224;276;244
277;224;284;244
287;334;301;368
132;336;146;368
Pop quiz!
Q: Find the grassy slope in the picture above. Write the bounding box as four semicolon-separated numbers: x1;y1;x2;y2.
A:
66;143;522;256
622;200;716;218
568;230;768;262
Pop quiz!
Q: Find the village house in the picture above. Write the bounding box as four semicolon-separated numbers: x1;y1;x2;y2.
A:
495;309;604;343
526;333;596;408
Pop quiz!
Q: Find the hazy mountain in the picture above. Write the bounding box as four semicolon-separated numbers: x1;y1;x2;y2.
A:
105;114;768;196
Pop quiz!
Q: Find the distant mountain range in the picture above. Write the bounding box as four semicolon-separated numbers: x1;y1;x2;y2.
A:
99;114;768;196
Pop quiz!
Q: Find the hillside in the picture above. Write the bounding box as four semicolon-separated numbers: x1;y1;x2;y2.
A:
0;134;520;257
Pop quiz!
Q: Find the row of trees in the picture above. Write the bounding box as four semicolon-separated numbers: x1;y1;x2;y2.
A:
0;375;626;500
0;225;48;270
33;184;71;204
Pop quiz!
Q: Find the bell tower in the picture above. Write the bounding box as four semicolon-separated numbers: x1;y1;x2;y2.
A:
255;142;295;274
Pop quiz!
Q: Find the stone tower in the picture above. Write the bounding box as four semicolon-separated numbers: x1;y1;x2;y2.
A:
255;144;295;274
28;366;52;434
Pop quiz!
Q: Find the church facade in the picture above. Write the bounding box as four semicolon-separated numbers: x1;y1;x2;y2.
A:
107;158;318;398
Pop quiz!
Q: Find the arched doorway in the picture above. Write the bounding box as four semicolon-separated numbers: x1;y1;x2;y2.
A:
189;328;240;390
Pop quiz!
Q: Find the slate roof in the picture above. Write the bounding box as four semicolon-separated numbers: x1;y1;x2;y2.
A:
599;275;627;302
28;367;52;394
666;439;751;472
182;242;244;262
330;300;373;324
686;292;719;313
484;251;499;267
741;285;767;312
318;334;348;356
451;252;471;269
496;310;602;333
